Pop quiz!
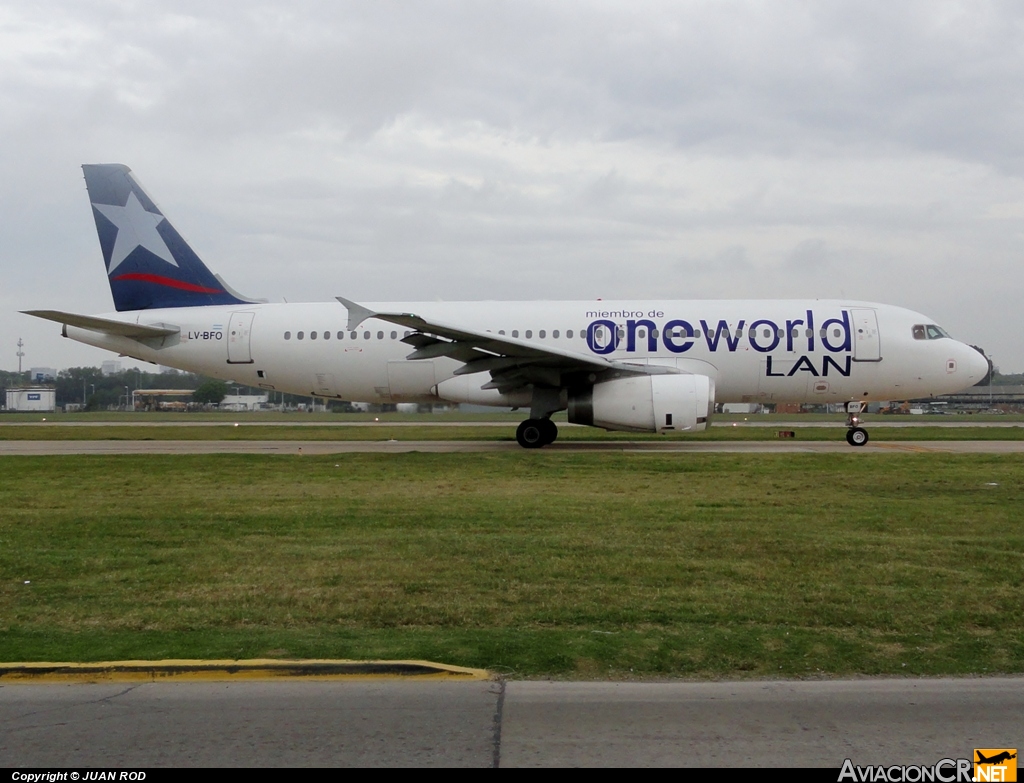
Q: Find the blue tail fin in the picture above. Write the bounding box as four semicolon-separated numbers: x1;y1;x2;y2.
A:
82;164;255;311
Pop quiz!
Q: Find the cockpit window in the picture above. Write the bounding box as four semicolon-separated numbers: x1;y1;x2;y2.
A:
913;324;950;340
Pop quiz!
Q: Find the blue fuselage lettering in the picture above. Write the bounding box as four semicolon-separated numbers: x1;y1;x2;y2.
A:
587;309;852;357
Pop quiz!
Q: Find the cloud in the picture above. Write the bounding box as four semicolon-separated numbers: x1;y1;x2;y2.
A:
2;0;1023;370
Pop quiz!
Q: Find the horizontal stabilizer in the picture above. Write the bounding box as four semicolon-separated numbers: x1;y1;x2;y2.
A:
22;310;179;339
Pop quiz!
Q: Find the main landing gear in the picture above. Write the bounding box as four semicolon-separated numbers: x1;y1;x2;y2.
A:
516;418;558;449
845;402;869;447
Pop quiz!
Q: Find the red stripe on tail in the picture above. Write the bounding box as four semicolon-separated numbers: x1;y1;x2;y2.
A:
112;273;224;294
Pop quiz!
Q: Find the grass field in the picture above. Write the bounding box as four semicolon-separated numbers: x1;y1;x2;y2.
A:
1;452;1021;678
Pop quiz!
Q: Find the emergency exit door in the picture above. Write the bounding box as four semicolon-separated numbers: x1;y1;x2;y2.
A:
851;308;881;362
227;311;255;364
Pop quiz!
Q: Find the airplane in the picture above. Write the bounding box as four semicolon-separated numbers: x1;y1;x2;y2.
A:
976;751;1016;765
24;164;990;447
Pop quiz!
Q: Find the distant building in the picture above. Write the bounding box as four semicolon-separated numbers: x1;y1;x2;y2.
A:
6;388;56;412
774;402;803;414
29;367;57;383
219;394;269;412
101;360;122;376
722;403;759;414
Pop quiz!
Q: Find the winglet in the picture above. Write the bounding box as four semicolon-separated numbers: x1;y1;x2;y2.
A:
336;296;377;331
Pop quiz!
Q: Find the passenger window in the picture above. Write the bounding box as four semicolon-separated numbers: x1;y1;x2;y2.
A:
763;329;771;338
337;331;344;340
692;330;699;338
617;328;625;339
310;331;317;340
363;331;370;339
833;329;841;338
566;329;573;338
735;329;742;338
390;331;397;339
377;331;384;339
404;331;411;337
284;331;291;340
819;328;826;338
539;330;546;338
499;330;506;335
323;331;330;340
297;331;304;340
652;329;659;338
525;330;533;338
350;331;357;340
512;330;519;338
638;329;645;338
805;328;813;338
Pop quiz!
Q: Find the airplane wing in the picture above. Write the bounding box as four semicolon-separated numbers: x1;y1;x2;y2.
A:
22;310;180;339
337;296;676;394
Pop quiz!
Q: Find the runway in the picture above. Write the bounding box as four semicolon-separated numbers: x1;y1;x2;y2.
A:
2;439;1024;454
1;678;1020;767
2;419;1023;427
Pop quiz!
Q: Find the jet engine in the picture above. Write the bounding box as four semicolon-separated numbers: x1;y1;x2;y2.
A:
568;374;714;434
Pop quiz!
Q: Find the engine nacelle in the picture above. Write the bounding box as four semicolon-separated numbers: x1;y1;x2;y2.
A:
568;374;715;434
435;373;533;408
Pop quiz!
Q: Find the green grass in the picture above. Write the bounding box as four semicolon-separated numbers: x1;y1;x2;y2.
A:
1;453;1021;678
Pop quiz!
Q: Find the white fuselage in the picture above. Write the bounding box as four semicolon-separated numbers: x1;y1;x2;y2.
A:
64;299;988;407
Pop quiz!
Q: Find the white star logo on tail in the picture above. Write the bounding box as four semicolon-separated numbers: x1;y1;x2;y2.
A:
94;191;178;274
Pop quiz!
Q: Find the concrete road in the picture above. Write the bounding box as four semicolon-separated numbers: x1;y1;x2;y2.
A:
2;439;1024;455
2;420;1022;428
1;678;1021;767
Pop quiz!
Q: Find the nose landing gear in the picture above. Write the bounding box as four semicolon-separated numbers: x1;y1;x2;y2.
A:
516;418;558;448
845;401;869;446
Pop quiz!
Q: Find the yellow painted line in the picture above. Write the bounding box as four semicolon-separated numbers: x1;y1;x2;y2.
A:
0;659;492;683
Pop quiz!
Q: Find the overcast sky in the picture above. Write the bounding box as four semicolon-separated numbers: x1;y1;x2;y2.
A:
3;0;1023;372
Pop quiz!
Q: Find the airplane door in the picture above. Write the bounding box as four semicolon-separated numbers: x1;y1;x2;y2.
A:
851;308;881;362
312;372;339;397
227;311;255;364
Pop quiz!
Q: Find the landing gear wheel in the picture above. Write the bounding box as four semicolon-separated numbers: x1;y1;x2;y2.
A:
516;419;547;449
539;418;558;445
846;427;869;447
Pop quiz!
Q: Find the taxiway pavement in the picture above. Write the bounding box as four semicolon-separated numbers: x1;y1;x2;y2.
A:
2;439;1024;454
1;678;1020;767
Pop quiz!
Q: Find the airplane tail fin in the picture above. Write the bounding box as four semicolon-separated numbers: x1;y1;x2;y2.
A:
82;164;258;311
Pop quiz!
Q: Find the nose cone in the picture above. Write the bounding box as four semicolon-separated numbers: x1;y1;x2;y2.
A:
960;344;991;385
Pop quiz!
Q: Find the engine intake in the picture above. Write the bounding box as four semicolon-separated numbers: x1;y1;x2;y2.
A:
568;374;714;433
